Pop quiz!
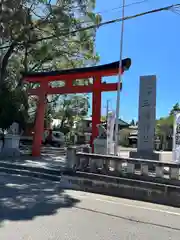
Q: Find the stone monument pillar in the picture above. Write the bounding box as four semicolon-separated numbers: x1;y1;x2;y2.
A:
0;122;21;157
130;75;159;160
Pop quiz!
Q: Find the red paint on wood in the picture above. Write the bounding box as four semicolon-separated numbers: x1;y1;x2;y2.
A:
24;66;126;156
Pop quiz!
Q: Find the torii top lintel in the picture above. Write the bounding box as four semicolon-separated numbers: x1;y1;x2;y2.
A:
22;58;131;83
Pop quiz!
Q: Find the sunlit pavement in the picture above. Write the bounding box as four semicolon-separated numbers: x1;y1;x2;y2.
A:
0;173;180;239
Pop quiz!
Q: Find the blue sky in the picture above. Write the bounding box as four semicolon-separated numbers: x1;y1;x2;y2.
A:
88;0;180;123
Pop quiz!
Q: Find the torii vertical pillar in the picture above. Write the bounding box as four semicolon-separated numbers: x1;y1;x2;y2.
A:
91;76;102;151
32;82;48;157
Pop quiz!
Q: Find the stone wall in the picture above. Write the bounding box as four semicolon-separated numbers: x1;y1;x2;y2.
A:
62;148;180;207
61;172;180;207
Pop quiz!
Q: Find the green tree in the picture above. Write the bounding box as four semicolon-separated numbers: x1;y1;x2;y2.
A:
156;103;180;150
54;94;89;134
101;116;106;122
0;82;28;131
156;116;173;150
170;103;180;115
156;103;180;136
0;0;101;131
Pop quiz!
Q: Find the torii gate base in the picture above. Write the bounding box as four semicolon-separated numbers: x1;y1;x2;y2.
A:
23;58;131;156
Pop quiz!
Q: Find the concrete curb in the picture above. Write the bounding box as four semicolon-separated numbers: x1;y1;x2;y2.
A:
0;162;61;182
0;161;60;176
0;166;61;182
60;172;180;208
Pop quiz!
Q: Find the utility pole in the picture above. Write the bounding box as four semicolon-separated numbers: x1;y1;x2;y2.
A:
114;0;125;155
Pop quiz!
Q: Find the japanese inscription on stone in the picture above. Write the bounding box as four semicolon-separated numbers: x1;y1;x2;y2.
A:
173;113;180;162
175;123;180;145
137;75;156;152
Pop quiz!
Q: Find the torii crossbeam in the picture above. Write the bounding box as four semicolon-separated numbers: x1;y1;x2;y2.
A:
22;58;131;156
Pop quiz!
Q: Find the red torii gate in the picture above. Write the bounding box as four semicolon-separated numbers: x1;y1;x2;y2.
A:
22;58;131;156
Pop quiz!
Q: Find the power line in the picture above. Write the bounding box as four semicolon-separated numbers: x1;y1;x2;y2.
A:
28;4;180;43
0;3;179;50
0;0;147;51
56;0;147;15
95;0;148;15
68;0;148;26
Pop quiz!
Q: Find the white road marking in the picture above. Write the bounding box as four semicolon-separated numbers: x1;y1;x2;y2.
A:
67;191;180;216
92;198;180;216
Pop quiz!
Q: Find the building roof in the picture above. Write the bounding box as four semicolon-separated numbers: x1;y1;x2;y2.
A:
83;117;129;126
118;119;129;126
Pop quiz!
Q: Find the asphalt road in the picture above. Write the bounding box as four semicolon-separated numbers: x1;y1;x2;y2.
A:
0;174;180;239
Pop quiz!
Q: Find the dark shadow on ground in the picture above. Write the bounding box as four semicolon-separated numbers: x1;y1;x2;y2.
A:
0;173;80;224
0;145;67;169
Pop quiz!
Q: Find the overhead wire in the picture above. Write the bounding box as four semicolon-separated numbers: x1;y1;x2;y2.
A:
69;0;148;25
0;0;147;50
56;0;147;15
0;0;148;50
95;0;148;15
25;4;180;43
0;3;180;50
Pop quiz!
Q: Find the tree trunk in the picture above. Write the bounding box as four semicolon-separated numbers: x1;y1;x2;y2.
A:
0;43;16;89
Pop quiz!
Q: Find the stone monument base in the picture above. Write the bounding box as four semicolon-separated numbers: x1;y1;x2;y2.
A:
93;138;107;155
0;134;20;158
129;150;160;161
0;148;21;158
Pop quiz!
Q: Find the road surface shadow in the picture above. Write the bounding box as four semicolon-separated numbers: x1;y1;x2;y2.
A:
0;174;80;224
